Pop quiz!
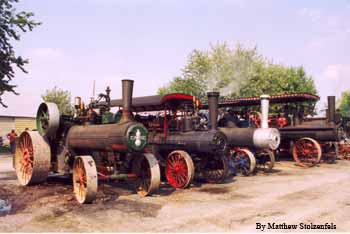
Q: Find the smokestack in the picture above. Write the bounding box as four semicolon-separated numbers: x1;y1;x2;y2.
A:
260;95;270;129
328;96;335;123
121;79;134;122
207;92;219;130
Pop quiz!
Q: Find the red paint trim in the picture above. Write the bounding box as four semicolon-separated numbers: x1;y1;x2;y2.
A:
161;93;202;107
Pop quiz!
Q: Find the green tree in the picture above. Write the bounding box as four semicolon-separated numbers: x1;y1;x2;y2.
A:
42;87;74;115
158;42;317;101
338;91;350;117
158;42;265;100
0;0;40;107
239;64;317;97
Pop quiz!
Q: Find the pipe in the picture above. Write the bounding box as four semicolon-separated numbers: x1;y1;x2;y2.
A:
327;96;335;123
121;79;134;122
207;92;220;130
260;94;270;129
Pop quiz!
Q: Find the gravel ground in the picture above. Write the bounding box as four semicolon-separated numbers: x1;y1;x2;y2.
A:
1;153;350;232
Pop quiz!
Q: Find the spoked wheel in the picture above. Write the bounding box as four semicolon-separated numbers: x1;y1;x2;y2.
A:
203;155;229;183
255;149;275;172
36;102;60;138
321;142;339;164
292;137;322;168
132;153;160;197
73;156;98;204
232;149;256;176
165;150;194;189
15;131;50;185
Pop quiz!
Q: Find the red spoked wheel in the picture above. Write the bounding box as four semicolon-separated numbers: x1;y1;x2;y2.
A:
166;150;194;189
15;131;50;185
73;156;98;204
203;155;229;183
292;137;322;168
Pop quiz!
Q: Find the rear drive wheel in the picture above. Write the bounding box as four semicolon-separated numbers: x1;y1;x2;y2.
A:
292;137;322;168
15;131;50;185
166;150;194;189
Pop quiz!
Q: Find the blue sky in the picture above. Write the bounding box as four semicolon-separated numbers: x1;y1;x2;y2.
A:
1;0;349;116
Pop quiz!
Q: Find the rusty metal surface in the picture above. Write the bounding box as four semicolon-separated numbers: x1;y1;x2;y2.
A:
207;92;219;130
120;79;134;122
67;121;147;152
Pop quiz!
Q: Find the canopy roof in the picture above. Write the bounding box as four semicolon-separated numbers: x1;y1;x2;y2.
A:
106;93;200;112
202;93;319;109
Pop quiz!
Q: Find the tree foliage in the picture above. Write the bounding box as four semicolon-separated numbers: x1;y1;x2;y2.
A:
337;91;350;117
41;87;74;115
158;42;317;102
0;0;40;107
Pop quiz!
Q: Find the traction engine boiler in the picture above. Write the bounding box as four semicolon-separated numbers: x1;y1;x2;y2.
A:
14;80;161;203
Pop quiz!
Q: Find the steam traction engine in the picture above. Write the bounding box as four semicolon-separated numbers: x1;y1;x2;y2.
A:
101;91;229;189
203;94;281;176
14;80;161;203
217;93;342;168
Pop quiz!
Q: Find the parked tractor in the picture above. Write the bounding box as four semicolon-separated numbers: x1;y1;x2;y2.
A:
203;94;281;175
216;93;342;168
14;80;161;203
102;91;280;188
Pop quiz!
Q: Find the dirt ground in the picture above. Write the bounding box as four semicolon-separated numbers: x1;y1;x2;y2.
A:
1;153;350;233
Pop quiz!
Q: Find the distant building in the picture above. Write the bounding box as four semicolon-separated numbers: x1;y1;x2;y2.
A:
0;115;36;138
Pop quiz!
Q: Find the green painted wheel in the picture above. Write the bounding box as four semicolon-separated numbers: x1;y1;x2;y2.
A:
36;102;60;138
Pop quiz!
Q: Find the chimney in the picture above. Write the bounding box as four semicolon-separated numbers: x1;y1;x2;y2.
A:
260;95;270;129
207;92;220;130
121;79;134;122
328;96;335;123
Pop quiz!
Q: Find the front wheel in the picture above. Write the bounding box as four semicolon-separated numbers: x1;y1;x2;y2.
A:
255;149;275;172
202;155;229;183
132;153;160;197
232;149;256;176
73;155;98;204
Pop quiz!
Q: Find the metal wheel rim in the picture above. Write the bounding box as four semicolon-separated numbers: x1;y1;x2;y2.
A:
15;131;50;185
132;153;160;197
233;149;256;176
203;155;229;183
256;149;275;172
293;137;322;168
73;156;98;204
166;150;194;189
